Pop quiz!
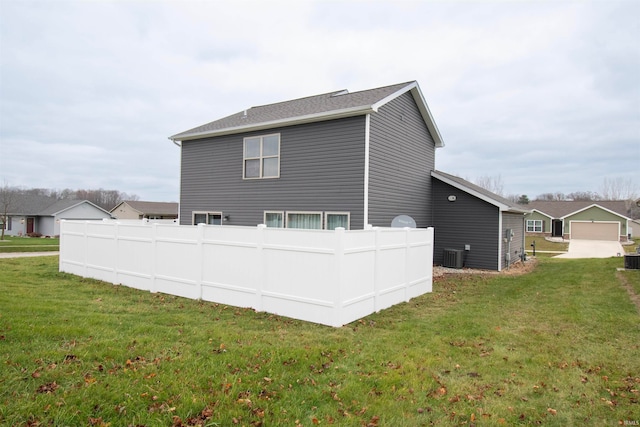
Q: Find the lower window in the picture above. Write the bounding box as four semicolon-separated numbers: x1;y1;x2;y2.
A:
286;212;322;230
325;212;350;230
193;212;222;225
264;211;284;228
526;219;542;232
264;211;351;230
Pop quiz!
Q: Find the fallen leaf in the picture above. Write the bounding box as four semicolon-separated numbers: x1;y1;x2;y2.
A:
36;382;59;394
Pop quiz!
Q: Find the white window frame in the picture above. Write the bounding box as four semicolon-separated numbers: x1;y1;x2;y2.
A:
324;212;350;230
264;211;284;228
526;219;543;232
243;133;280;179
286;211;323;230
192;211;223;225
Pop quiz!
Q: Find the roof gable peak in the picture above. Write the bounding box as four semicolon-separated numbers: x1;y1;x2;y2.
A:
169;81;443;147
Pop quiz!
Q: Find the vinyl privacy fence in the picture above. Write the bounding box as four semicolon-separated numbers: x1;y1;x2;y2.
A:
59;220;434;327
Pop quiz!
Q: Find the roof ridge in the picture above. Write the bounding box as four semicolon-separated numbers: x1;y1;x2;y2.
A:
250;89;348;109
249;81;414;109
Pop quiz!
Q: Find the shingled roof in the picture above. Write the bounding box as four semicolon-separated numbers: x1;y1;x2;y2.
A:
525;200;631;219
170;81;444;147
432;170;530;213
112;201;178;216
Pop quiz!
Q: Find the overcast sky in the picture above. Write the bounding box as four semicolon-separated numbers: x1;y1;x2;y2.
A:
1;0;638;203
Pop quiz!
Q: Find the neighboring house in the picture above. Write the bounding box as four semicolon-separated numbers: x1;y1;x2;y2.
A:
110;200;179;220
523;200;631;242
629;219;640;238
3;196;112;237
432;171;530;271
169;81;444;230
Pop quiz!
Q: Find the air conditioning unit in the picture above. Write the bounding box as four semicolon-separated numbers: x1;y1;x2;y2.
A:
624;254;640;270
443;248;464;269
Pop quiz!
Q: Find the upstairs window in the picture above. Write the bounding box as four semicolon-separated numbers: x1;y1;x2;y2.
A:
244;134;280;179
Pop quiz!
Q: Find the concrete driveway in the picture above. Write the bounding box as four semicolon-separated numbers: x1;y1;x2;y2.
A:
555;240;624;259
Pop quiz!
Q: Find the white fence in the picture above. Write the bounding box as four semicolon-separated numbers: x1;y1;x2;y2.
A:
59;220;434;327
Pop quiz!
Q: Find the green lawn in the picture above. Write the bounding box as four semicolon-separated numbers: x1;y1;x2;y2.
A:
1;256;638;426
624;238;640;254
524;236;569;256
0;236;59;253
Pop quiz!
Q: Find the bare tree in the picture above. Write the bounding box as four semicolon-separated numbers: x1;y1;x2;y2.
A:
535;192;567;201
566;191;600;201
0;182;18;240
600;177;638;201
474;174;505;196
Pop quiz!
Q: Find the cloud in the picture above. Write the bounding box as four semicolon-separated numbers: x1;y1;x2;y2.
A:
0;0;638;204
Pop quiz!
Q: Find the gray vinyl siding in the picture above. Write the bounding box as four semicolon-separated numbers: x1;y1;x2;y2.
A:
180;116;366;228
502;212;526;268
368;92;435;228
432;178;499;270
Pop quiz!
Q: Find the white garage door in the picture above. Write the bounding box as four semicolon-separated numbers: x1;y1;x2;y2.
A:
571;222;619;241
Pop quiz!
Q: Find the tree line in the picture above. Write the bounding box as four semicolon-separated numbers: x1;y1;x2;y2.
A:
0;184;139;240
472;175;639;218
1;185;139;213
472;175;638;203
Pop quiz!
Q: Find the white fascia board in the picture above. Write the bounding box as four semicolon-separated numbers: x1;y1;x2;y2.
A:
560;203;631;220
170;105;375;142
529;209;555;220
432;171;513;212
370;81;445;148
409;85;445;148
54;200;111;216
370;81;416;111
109;202;125;214
52;201;84;216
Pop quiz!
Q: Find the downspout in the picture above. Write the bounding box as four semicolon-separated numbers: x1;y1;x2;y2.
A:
498;211;503;271
363;114;371;228
522;213;527;261
170;137;182;224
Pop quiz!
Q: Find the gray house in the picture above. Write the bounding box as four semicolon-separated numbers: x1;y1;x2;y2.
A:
432;171;530;271
3;196;112;237
170;81;444;230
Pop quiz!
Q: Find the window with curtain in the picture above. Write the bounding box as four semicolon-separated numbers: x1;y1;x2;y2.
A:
286;212;322;229
264;211;284;228
325;213;350;230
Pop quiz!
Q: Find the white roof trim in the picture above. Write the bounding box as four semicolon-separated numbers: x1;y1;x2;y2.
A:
432;171;524;212
171;81;445;147
560;203;631;220
51;200;112;217
410;84;445;148
170;105;375;142
370;82;444;148
528;208;554;219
